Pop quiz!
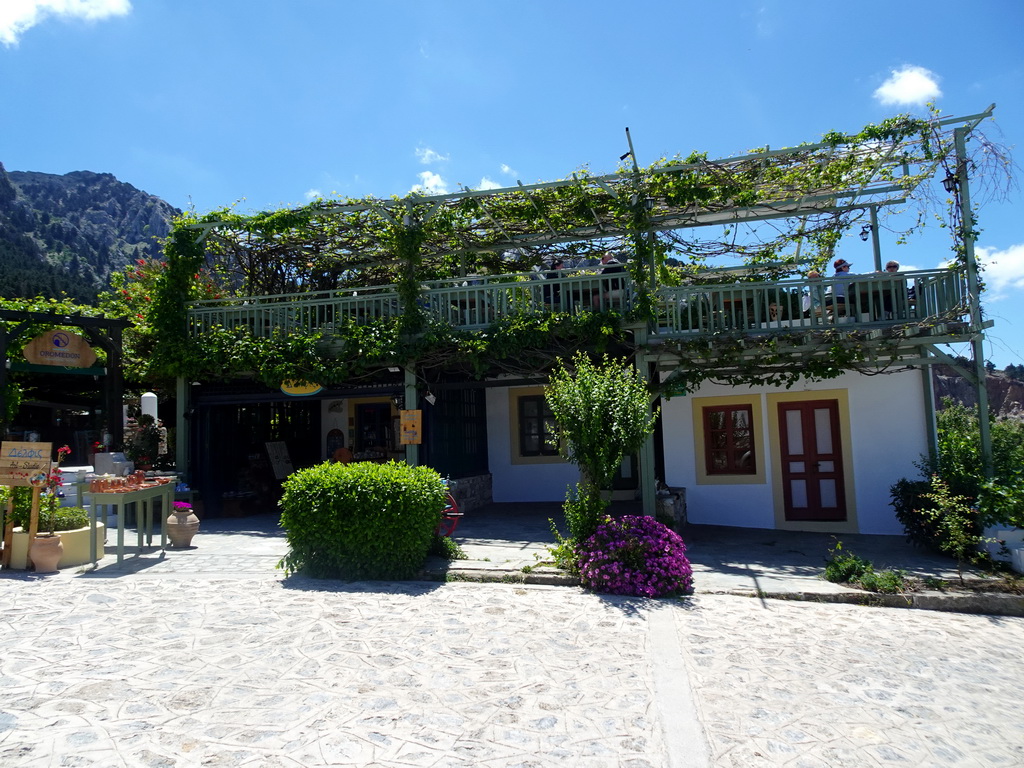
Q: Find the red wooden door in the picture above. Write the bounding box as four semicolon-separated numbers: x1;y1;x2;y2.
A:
778;400;846;521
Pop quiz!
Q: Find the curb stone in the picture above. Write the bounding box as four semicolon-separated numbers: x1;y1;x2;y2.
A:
703;588;1024;616
423;564;1024;616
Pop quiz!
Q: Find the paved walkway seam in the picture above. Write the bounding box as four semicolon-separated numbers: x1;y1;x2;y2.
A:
648;606;711;768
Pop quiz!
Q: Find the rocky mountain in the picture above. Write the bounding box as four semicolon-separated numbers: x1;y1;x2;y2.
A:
932;364;1024;420
0;161;180;302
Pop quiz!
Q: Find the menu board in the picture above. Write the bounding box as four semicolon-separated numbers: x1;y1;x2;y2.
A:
0;441;53;486
265;441;294;480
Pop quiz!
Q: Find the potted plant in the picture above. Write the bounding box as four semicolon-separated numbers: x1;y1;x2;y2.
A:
166;500;200;548
126;414;161;470
28;445;71;573
9;505;92;571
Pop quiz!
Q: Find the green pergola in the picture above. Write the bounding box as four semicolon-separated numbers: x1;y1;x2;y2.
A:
169;106;999;488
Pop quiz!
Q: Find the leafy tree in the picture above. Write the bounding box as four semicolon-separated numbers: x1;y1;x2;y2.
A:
545;353;657;545
97;256;223;383
896;399;1024;545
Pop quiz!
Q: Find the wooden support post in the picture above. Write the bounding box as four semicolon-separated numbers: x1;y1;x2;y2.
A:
1;495;13;569
26;486;41;570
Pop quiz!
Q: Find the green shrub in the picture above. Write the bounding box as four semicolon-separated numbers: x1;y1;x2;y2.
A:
823;539;910;593
857;568;910;594
11;505;90;533
429;533;467;560
563;483;608;543
545;353;657;569
889;477;969;551
922;475;987;584
977;468;1024;530
915;400;1024;527
892;400;1024;549
823;539;872;583
278;461;447;579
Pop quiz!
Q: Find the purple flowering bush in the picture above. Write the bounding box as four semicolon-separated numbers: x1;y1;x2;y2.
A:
577;515;694;597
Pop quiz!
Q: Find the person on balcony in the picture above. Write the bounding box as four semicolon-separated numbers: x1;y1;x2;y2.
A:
879;260;908;319
543;259;564;308
825;258;856;317
599;252;626;307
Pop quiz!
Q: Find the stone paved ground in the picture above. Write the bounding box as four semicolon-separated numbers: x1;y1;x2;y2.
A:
2;552;1024;768
675;596;1024;767
1;578;677;767
2;573;1023;767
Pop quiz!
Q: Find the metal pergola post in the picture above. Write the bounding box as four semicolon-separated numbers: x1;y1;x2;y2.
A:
955;126;993;477
869;205;882;272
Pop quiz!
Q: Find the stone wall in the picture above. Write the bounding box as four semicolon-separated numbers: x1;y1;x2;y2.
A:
447;474;492;513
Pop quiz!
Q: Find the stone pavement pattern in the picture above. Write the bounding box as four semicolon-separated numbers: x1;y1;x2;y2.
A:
675;596;1024;767
2;578;673;767
2;571;1024;767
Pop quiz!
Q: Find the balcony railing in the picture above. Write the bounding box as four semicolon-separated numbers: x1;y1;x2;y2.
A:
187;267;631;337
653;268;968;336
187;284;401;338
186;267;969;341
420;268;632;328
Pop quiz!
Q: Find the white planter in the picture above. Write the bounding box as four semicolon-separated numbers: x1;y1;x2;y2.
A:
8;524;105;570
985;528;1024;562
1009;546;1024;575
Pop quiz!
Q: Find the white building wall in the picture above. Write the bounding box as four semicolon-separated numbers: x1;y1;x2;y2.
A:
485;385;580;502
661;369;928;534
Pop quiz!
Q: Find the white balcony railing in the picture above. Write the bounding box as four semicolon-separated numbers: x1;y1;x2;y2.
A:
186;267;969;340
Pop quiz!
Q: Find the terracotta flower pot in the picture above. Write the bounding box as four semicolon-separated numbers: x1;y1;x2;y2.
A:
30;534;64;574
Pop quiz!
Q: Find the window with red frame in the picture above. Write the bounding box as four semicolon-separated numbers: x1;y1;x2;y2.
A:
703;405;755;474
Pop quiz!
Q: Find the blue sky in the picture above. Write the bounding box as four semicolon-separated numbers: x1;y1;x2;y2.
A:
2;0;1022;367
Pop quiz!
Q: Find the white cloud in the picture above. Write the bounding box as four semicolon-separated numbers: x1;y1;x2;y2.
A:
500;164;517;177
0;0;131;46
411;171;448;195
477;177;501;190
304;189;321;200
415;147;449;165
873;65;942;106
979;243;1024;300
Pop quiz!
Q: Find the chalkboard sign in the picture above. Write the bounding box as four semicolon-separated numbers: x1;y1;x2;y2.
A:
265;441;294;480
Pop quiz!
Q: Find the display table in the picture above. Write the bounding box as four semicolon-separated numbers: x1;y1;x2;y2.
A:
86;481;176;565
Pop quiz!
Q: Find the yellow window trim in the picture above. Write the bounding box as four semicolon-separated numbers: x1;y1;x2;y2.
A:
691;394;766;485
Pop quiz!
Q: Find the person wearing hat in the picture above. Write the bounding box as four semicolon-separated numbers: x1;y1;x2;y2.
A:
825;258;856;317
880;260;907;318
